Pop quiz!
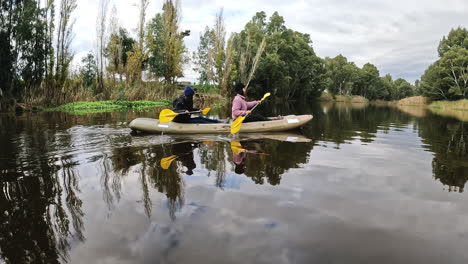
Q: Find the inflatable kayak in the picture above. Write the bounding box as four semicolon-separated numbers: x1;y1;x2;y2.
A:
129;115;313;134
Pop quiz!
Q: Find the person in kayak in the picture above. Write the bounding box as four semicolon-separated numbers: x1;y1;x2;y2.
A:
173;86;220;124
231;83;269;123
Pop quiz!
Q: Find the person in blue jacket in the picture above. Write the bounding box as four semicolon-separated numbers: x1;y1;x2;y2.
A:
172;86;220;123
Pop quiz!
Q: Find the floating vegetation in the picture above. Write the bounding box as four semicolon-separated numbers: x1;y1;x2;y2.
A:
42;100;170;114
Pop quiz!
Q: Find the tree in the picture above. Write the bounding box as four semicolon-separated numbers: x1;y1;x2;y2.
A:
233;11;326;100
146;0;187;84
79;52;97;89
55;0;77;98
421;27;468;100
394;78;414;99
105;27;135;82
438;27;468;57
95;0;110;94
324;55;359;96
0;0;51;100
353;63;386;100
192;8;234;95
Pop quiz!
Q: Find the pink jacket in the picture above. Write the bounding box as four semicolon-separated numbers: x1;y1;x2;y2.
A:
232;94;257;119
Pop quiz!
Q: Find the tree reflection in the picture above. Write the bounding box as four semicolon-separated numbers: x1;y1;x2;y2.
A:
0;113;84;263
416;117;468;192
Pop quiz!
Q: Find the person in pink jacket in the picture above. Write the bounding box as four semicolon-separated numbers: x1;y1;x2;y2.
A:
231;83;268;122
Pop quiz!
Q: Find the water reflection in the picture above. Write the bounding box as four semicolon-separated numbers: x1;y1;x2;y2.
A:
1;102;468;263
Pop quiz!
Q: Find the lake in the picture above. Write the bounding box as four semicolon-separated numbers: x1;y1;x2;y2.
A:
1;102;468;264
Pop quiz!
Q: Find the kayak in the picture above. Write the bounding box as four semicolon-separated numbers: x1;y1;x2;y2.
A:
128;114;313;134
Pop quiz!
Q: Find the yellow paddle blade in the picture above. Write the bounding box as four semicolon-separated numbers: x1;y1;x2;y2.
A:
201;107;211;115
262;92;271;101
160;155;177;169
230;115;246;134
159;109;178;123
230;141;246;154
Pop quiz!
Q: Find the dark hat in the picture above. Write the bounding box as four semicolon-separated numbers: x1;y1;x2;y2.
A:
184;85;195;96
235;82;245;95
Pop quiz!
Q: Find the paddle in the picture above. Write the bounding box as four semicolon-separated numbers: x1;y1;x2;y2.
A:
230;141;268;155
230;93;271;134
160;155;178;169
159;107;211;123
159;142;209;170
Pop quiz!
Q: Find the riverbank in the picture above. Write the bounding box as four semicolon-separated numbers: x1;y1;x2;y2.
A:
428;100;468;121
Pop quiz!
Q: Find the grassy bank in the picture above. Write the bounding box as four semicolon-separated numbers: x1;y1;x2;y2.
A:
319;93;369;104
43;100;170;114
428;100;468;121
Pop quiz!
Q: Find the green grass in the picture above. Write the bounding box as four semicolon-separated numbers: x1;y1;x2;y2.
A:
42;100;170;114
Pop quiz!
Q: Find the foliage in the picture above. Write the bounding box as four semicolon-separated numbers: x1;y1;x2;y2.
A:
421;27;468;100
324;55;359;96
192;9;234;95
233;11;327;100
105;27;135;81
79;52;97;90
0;0;51;98
146;0;187;84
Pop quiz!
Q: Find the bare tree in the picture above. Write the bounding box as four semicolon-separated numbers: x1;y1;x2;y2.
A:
96;0;110;94
55;0;77;101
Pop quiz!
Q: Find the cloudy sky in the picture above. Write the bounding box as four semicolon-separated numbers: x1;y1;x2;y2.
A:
71;0;468;83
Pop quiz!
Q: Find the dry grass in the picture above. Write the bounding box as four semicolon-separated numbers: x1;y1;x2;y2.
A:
398;96;430;105
370;100;397;106
350;96;369;104
319;92;334;102
428;99;468;121
335;95;369;104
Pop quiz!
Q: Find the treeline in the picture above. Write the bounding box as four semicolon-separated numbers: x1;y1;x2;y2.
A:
1;0;467;107
323;55;415;100
0;0;189;107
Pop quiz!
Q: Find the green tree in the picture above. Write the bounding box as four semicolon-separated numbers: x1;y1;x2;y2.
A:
192;8;234;95
106;27;135;82
438;27;468;57
353;63;386;100
79;52;97;89
421;27;468;100
394;78;414;99
324;55;359;96
234;11;326;100
146;0;187;84
0;0;51;99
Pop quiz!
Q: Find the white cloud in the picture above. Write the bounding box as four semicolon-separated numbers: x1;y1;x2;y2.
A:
70;0;468;83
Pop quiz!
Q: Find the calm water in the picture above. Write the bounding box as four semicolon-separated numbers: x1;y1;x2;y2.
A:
1;103;468;264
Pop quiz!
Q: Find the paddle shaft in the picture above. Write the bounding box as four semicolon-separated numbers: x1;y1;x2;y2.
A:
244;102;261;118
177;109;203;115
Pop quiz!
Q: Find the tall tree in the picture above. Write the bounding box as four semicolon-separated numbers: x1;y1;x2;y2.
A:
106;27;135;82
192;8;234;94
79;52;97;89
324;55;359;96
0;0;51;100
147;0;187;84
234;11;326;99
95;0;110;94
55;0;77;100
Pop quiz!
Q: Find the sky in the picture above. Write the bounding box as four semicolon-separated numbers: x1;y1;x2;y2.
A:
71;0;468;83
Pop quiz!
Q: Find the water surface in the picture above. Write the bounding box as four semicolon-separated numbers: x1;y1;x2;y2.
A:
1;103;468;264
